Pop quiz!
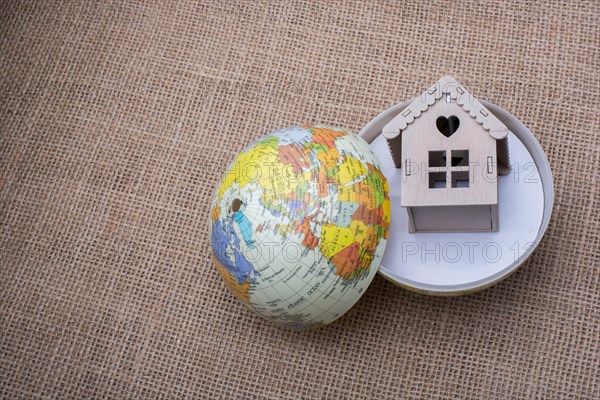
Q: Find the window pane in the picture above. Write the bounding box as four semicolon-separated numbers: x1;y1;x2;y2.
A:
451;150;469;166
428;171;447;188
428;150;446;167
451;170;470;188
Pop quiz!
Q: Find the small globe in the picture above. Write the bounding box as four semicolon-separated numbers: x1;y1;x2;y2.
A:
209;125;390;329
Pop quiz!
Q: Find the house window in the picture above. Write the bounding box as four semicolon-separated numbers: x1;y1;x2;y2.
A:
427;150;470;189
428;172;447;189
428;151;446;167
451;170;470;188
451;150;469;166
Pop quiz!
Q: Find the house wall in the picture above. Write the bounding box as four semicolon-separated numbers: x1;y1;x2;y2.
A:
400;99;499;207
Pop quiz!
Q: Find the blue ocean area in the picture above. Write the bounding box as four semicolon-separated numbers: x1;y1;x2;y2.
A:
288;199;302;212
233;210;254;248
212;217;259;285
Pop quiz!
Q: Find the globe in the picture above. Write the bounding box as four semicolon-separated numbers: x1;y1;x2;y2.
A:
209;125;390;329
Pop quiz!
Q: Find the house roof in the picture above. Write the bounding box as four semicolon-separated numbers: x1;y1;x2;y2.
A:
383;76;511;175
383;76;510;141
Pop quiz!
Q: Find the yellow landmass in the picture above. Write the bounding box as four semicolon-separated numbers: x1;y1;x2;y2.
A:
320;223;354;258
349;220;368;244
382;197;391;227
217;144;280;199
338;157;368;186
259;164;312;205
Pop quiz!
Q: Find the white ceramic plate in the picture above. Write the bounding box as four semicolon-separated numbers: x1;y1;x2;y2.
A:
360;100;554;295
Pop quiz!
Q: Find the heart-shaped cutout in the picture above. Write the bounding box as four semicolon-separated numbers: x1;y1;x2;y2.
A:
436;116;460;137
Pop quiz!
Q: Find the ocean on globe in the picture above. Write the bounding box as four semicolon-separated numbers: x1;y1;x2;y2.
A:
209;125;390;330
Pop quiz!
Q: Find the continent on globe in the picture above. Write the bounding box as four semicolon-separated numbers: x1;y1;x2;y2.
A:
209;125;390;330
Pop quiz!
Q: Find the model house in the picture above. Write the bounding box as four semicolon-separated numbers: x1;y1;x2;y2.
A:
384;76;511;233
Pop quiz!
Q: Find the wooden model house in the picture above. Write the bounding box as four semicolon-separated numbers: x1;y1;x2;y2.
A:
384;76;511;233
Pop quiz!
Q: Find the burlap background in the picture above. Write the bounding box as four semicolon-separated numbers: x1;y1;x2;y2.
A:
1;1;598;398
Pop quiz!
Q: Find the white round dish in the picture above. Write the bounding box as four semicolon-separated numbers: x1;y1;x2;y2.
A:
359;100;554;295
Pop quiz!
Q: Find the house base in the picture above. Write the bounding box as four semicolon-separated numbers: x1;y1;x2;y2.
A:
407;205;499;233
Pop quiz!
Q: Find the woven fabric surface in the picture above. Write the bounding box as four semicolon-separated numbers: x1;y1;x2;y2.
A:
1;1;599;398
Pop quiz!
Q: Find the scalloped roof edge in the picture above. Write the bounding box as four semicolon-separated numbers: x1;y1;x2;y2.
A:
383;76;509;141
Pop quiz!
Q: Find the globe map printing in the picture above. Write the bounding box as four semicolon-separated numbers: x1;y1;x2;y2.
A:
209;126;390;330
